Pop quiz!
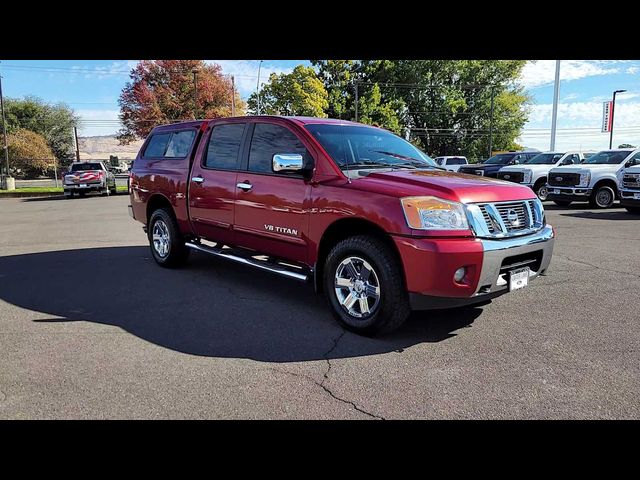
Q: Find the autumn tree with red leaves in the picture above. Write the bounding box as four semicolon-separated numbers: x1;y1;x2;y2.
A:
117;60;245;143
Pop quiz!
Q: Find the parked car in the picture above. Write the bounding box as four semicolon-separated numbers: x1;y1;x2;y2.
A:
547;148;640;208
619;161;640;214
63;161;117;198
496;151;585;201
434;156;468;172
457;151;539;178
129;116;554;336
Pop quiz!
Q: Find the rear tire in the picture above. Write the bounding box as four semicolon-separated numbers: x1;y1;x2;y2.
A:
590;185;616;208
625;206;640;215
553;200;572;207
323;235;410;336
148;208;190;268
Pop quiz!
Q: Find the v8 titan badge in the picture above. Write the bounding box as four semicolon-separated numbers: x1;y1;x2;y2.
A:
509;267;530;291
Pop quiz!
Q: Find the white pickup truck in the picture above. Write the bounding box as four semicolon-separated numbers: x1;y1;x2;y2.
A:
496;151;586;201
547;148;640;208
433;156;468;172
620;162;640;214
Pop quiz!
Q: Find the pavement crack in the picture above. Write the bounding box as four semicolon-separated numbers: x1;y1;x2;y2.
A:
267;330;385;420
556;254;640;279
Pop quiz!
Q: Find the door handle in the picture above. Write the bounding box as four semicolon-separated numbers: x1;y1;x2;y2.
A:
236;182;252;192
192;176;205;184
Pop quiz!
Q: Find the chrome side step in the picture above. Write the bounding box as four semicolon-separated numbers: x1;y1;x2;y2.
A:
184;241;310;282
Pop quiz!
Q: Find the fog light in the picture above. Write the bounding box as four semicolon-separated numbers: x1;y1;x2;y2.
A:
454;267;466;283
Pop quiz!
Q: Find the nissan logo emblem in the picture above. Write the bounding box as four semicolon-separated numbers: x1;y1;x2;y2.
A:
507;209;520;227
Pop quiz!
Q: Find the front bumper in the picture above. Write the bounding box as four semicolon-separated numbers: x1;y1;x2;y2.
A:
546;185;592;201
620;189;640;207
393;225;555;310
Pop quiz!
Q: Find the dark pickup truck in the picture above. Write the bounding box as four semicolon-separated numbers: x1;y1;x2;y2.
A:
129;116;555;335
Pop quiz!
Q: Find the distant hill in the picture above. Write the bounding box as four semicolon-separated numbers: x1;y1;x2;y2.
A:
78;135;144;160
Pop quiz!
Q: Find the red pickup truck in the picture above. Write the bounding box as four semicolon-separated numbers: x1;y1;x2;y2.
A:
129;116;555;335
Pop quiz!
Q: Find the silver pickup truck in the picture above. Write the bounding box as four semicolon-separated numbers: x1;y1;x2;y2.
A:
63;161;117;198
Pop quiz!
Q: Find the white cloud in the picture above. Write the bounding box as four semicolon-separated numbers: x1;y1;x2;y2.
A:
518;101;640;150
71;60;137;80
208;60;300;98
520;60;622;89
626;66;639;74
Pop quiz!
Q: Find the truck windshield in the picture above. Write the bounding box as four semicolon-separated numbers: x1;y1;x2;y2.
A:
525;153;564;165
71;163;102;171
483;153;516;165
305;124;437;170
583;150;632;164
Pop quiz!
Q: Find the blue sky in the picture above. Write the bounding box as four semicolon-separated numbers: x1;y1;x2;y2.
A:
1;59;639;151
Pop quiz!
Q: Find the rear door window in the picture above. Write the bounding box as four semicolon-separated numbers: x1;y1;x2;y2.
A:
204;123;246;170
143;130;196;158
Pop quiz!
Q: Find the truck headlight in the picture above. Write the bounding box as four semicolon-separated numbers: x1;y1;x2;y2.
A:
578;171;590;187
522;169;533;184
400;196;469;230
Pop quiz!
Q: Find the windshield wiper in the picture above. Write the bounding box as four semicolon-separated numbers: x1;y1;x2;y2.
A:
372;150;434;168
342;161;417;170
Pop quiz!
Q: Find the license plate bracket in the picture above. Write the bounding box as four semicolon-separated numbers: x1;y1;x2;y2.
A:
553;188;560;194
634;193;640;200
509;267;530;291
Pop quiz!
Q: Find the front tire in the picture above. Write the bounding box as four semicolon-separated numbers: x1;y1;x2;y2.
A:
553;200;572;207
148;208;190;268
323;235;410;336
534;181;548;201
590;185;615;208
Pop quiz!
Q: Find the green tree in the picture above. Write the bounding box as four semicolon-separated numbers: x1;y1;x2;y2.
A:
312;60;403;133
382;60;530;158
118;60;245;143
247;65;328;117
4;96;79;165
7;128;58;178
618;143;636;148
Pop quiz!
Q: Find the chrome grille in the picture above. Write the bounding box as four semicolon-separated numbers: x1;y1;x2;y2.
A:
494;202;529;232
622;174;640;190
467;199;544;239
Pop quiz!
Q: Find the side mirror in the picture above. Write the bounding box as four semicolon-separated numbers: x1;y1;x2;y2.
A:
273;153;304;173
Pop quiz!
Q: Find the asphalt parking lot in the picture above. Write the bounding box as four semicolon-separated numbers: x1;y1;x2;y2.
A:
0;195;638;419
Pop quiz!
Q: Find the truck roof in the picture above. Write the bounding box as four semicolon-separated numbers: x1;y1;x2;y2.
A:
152;116;368;132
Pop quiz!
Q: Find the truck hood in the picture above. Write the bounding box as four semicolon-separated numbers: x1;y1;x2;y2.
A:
550;164;622;173
348;169;536;204
500;164;553;173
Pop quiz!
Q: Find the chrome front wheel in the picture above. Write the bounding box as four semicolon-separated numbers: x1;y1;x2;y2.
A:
334;256;381;319
537;185;548;201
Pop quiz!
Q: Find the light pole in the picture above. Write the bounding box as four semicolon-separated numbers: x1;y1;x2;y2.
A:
256;60;263;115
609;89;627;149
550;60;561;151
0;70;10;180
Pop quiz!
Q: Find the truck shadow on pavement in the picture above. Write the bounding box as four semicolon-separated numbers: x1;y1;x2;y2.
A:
0;246;482;363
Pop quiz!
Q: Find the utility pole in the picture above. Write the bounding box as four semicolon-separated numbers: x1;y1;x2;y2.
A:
488;87;495;158
550;60;561;151
231;76;236;116
354;81;359;122
256;60;263;115
192;68;198;119
609;89;627;149
0;70;10;181
74;126;80;161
